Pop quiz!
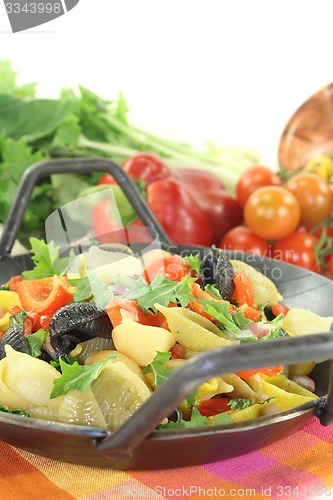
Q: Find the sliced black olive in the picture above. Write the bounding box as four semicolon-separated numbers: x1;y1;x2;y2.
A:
0;325;29;359
49;302;113;356
200;248;235;300
166;408;182;424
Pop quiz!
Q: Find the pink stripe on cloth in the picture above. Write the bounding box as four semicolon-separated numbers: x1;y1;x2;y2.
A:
237;464;326;500
203;450;278;481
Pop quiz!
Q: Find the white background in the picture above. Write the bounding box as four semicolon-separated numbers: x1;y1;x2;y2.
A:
1;0;333;167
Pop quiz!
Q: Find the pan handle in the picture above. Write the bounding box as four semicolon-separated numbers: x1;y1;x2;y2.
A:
0;157;172;260
95;332;333;459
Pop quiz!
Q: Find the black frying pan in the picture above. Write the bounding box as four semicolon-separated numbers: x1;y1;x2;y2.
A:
0;158;333;470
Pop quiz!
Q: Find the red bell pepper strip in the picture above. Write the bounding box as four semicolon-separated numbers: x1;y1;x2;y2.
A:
16;276;73;318
8;305;42;334
143;254;194;284
271;304;289;317
197;397;231;417
235;365;284;379
106;298;164;328
170;342;186;359
231;272;255;306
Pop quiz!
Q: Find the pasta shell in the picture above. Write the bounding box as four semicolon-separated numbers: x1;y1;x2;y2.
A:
3;346;63;408
112;318;175;366
0;358;32;410
85;349;148;383
156;305;237;352
58;387;107;428
260;374;316;411
222;373;262;402
91;361;151;431
282;309;333;336
29;406;59;421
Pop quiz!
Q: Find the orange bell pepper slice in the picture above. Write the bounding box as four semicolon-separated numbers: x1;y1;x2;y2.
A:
231;272;255;306
16;276;73;317
106;298;166;328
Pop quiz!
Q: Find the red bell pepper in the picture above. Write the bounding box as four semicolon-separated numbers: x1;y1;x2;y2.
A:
235;365;284;379
143;254;194;283
93;153;243;247
197;397;231;417
231;272;255;306
106;298;165;328
16;276;73;329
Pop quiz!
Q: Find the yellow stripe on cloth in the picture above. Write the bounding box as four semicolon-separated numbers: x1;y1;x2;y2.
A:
15;448;162;499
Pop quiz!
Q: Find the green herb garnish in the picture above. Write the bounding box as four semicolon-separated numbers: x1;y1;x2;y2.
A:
50;354;116;398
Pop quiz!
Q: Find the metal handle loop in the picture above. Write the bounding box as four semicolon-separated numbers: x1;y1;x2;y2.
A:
0;157;171;259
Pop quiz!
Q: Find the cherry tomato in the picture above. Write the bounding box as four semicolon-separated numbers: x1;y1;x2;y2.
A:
285;172;332;227
273;232;320;273
244;186;301;240
219;226;271;257
122;152;171;185
236;166;282;207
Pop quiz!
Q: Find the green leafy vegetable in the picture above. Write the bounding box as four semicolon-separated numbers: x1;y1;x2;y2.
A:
71;269;113;306
132;275;195;313
183;253;201;274
27;329;49;358
160;406;232;429
0;405;29;417
143;351;174;386
50;354;75;372
22;237;71;279
204;284;222;299
199;299;251;334
50;354;116;398
262;328;286;341
227;398;255;411
9;310;27;330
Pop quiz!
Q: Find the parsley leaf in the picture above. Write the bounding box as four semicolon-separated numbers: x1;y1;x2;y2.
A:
50;354;116;398
132;275;194;313
71;269;113;306
143;351;174;386
228;398;255;411
27;329;49;358
22;238;71;279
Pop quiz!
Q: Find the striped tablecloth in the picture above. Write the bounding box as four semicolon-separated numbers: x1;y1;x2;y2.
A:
0;416;332;500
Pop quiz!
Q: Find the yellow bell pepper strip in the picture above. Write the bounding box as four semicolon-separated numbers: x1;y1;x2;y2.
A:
0;290;22;333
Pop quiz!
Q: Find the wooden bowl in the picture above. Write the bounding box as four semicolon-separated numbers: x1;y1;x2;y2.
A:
278;83;333;171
